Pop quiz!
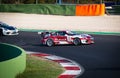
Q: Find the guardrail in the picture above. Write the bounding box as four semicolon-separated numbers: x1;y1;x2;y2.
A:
76;4;105;16
0;43;26;78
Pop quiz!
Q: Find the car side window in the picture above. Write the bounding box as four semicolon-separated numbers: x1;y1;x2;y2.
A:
58;32;66;36
52;32;57;36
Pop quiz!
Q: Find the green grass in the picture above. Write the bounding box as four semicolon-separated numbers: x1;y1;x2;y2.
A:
16;55;64;78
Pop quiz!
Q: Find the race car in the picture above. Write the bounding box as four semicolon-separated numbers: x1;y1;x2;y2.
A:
0;22;19;36
38;30;94;47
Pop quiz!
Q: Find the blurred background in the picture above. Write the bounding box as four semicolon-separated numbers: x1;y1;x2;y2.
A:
0;0;120;5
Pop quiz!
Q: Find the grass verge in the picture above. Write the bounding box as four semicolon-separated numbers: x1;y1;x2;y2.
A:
16;54;64;78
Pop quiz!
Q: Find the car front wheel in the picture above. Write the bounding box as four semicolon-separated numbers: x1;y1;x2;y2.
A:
46;39;54;47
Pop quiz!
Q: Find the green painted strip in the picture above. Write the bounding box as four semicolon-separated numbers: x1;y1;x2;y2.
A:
19;28;120;36
0;43;21;62
75;31;120;35
0;43;26;78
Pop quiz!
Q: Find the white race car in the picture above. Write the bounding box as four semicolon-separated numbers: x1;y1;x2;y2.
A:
0;22;19;36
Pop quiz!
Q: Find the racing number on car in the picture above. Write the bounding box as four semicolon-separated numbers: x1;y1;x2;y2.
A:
66;36;72;42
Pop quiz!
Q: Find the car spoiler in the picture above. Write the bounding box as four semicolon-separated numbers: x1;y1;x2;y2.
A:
38;31;51;38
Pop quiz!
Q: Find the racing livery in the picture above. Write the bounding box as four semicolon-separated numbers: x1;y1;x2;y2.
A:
39;30;94;47
0;22;19;36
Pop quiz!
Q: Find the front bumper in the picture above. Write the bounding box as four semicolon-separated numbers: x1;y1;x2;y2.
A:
81;37;94;44
3;29;19;35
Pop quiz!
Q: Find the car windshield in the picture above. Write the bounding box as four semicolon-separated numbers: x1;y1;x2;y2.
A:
0;22;9;28
66;31;77;35
0;22;15;30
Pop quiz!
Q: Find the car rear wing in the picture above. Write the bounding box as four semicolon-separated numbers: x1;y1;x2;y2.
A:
38;31;51;38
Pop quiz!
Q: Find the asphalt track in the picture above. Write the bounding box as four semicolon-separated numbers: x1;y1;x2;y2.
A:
0;31;120;78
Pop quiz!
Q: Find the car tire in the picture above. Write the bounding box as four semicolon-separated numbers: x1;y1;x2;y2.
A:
73;38;81;46
46;39;54;47
0;29;3;36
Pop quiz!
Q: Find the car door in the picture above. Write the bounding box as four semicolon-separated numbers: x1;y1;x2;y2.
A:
57;32;67;43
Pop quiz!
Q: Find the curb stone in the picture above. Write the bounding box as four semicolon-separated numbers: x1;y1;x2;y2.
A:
27;51;84;78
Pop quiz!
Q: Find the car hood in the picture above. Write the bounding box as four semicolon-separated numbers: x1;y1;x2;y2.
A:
72;34;92;38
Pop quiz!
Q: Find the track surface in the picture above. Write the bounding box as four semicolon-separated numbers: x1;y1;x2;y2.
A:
0;31;120;78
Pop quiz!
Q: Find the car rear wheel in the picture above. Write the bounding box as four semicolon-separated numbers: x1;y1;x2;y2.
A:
46;39;54;47
73;38;81;46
